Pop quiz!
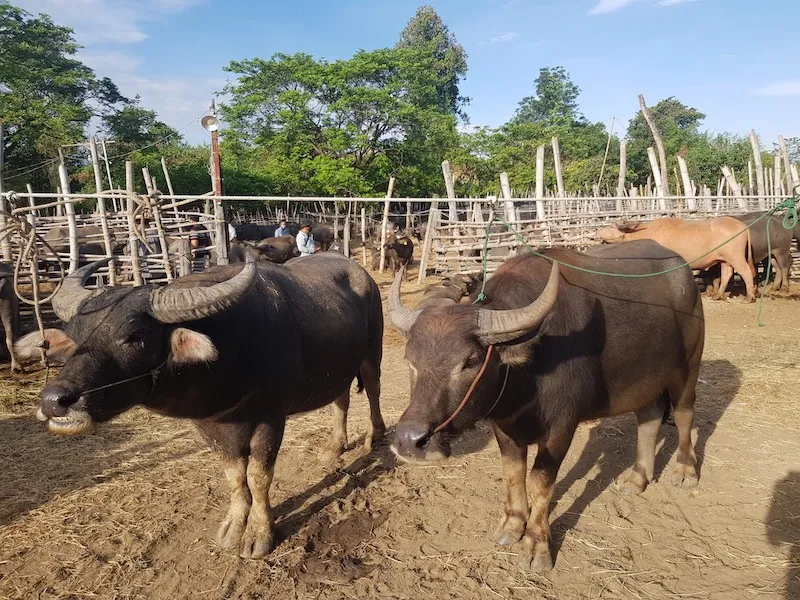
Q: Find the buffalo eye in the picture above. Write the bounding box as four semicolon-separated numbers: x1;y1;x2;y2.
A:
463;353;483;370
118;333;146;350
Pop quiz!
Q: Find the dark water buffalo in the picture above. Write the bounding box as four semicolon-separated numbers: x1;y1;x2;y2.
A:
0;263;20;372
384;232;414;278
15;254;385;559
232;223;278;241
229;236;299;264
311;223;334;251
387;241;705;573
416;274;479;309
370;246;400;272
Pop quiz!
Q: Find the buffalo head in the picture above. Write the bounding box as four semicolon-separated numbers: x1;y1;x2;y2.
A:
386;263;559;462
16;259;256;436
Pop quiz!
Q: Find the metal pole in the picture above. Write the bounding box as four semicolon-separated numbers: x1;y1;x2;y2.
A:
208;100;229;265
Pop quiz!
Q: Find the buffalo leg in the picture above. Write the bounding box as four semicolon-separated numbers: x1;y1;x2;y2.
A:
360;359;385;452
728;256;756;302
619;394;667;495
713;263;734;300
774;251;791;292
492;423;529;546
216;456;251;550
321;391;350;463
519;428;575;573
669;379;699;489
240;420;284;559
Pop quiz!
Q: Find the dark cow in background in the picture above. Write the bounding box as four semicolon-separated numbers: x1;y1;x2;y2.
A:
387;241;705;572
0;263;21;372
384;231;414;278
15;254;386;559
229;236;299;264
416;274;479;309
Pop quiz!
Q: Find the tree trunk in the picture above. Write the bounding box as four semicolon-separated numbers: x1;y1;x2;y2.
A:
638;94;670;196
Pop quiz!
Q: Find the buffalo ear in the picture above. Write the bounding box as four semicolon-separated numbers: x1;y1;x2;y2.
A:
169;328;219;365
14;329;76;365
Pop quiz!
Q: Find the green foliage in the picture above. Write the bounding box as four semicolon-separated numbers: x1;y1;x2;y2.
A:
102;96;181;152
0;1;126;189
512;67;583;127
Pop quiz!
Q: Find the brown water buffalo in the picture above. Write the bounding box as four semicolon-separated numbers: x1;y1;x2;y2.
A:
15;254;385;559
0;263;21;372
595;216;756;302
387;241;705;573
416;274;479;309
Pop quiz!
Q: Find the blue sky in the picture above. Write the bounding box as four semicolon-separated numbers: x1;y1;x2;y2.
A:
13;0;800;146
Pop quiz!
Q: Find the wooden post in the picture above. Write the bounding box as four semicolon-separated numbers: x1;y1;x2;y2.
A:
677;155;694;211
535;145;546;220
361;207;367;268
160;157;181;224
90;137;116;285
639;94;670;196
721;165;746;210
378;176;396;272
58;163;80;274
617;140;627;204
0;123;10;262
442;160;458;222
343;208;350;258
749;130;766;209
142;168;173;282
177;237;191;277
334;201;340;240
99;139;118;212
747;160;754;196
647;147;667;210
778;135;798;193
551;137;565;197
125;161;143;286
25;184;36;228
417;203;439;285
791;165;800;194
499;172;516;224
774;152;784;196
406;199;412;231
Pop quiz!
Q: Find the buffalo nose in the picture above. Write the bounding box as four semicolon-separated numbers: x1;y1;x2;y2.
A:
40;385;79;418
393;421;431;452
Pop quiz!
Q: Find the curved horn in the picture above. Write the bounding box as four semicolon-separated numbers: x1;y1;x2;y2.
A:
476;262;559;345
148;259;257;324
387;267;421;337
51;258;112;322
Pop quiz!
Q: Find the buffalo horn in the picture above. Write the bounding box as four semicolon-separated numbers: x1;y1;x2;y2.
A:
387;267;421;336
149;259;256;324
51;258;112;322
476;262;560;345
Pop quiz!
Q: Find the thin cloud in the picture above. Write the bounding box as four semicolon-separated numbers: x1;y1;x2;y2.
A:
588;0;637;15
753;81;800;97
657;0;698;6
489;32;518;43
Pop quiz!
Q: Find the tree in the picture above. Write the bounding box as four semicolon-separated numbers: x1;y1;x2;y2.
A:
0;2;126;188
397;5;468;120
512;67;583;127
101;96;182;152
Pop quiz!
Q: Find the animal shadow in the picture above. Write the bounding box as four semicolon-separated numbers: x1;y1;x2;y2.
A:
766;471;800;599
549;359;741;559
0;415;199;524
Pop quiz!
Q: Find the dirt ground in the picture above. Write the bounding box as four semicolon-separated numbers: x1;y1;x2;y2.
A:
0;269;798;600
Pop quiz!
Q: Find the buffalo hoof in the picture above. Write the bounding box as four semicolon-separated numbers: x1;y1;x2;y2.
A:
519;549;554;574
216;517;246;551
617;470;648;496
494;527;524;547
239;526;274;560
364;424;386;453
670;465;699;489
320;443;346;465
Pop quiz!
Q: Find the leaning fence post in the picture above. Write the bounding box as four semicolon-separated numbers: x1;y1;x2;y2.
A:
90;137;116;285
125;161;143;286
417;203;439;285
379;177;396;273
142;167;173;282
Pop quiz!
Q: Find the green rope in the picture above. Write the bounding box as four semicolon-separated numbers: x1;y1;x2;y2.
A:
471;196;799;324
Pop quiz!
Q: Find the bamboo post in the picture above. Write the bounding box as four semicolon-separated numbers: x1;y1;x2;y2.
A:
647;147;667;210
747;160;754;196
142;168;173;282
721;165;746;210
767;167;773;198
100;139;118;211
499;172;516;224
58;163;80;274
778;135;798;193
677;155;694;211
160;157;181;224
334;201;340;240
535;145;546;220
639;94;670;196
378;176;396;273
406;200;412;231
0;123;10;262
617;140;627;205
361;207;367;268
89;137;117;285
25;184;36;227
551;137;565;197
749;130;766;209
417;203;439;285
125;161;143;286
791;165;800;194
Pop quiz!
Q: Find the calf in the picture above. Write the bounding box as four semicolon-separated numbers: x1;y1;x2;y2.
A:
0;263;21;372
595;216;756;302
384;232;414;279
387;241;704;572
